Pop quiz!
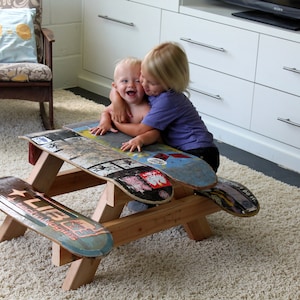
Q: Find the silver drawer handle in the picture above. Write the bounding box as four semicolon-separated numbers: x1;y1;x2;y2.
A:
283;66;300;74
180;37;225;52
98;14;135;27
277;117;300;128
189;87;222;101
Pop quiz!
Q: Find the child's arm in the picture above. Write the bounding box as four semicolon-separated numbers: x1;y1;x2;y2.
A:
110;89;132;123
120;130;161;152
114;121;152;137
90;106;118;135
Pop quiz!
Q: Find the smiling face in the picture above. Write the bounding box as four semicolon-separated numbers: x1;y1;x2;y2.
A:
112;60;145;105
141;42;190;96
140;64;165;97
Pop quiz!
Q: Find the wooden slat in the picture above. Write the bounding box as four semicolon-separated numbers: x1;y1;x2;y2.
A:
48;168;106;196
103;195;220;247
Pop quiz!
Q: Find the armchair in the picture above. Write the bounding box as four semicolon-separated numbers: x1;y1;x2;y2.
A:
0;0;55;129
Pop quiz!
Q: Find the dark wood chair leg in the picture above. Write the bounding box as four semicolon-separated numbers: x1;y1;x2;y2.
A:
40;101;54;130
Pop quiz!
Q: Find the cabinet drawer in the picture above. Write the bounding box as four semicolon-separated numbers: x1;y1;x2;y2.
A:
256;35;300;96
83;0;160;79
251;85;300;149
128;0;179;11
161;11;259;81
189;64;254;129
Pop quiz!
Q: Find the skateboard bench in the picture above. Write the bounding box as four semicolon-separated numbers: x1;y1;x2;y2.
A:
0;176;113;262
0;171;221;290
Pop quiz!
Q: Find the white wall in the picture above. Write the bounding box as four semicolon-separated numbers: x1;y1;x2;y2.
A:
42;0;82;89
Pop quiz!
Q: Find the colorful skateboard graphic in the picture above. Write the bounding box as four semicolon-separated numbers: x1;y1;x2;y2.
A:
65;121;259;217
21;129;173;205
65;121;217;190
196;177;260;217
0;176;113;257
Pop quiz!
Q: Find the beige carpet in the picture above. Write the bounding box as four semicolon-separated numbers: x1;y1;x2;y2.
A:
0;90;299;300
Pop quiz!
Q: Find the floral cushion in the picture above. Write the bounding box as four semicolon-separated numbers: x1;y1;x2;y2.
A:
0;63;52;82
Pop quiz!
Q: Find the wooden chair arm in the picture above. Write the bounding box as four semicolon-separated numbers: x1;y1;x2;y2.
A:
41;28;55;69
42;28;55;43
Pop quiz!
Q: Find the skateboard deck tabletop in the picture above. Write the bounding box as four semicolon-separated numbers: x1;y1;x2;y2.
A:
65;121;259;218
65;121;217;190
20;129;173;204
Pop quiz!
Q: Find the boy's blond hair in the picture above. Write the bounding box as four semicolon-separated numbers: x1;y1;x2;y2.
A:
142;42;190;93
114;57;142;80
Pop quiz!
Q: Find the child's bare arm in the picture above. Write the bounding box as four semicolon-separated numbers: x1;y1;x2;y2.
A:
120;130;160;152
110;89;132;123
90;107;117;135
113;120;152;137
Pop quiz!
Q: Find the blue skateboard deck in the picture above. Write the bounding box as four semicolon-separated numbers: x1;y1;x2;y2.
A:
0;176;113;258
21;129;173;205
65;121;217;190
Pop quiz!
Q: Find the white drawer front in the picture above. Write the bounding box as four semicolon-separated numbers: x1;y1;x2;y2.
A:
128;0;179;11
83;0;160;79
189;64;254;129
161;11;259;81
256;35;300;96
251;85;300;149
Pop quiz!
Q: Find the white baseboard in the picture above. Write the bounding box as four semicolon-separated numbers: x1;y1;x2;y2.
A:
77;73;111;98
205;116;300;174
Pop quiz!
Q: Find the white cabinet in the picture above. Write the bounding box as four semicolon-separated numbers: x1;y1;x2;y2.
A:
160;10;257;130
256;35;300;96
128;0;180;12
160;3;300;173
83;0;161;80
80;0;300;173
252;34;300;150
251;85;300;149
189;64;254;129
161;11;259;81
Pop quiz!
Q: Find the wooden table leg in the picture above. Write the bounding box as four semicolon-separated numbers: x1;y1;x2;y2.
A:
0;151;63;241
62;257;102;291
27;151;64;192
61;181;221;290
62;182;127;290
172;181;215;240
183;217;213;240
0;216;27;242
92;182;130;222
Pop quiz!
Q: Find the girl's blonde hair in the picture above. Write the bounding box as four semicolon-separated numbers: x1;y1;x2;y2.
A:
142;42;190;93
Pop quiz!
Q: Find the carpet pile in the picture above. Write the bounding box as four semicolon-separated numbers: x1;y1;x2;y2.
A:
0;90;299;299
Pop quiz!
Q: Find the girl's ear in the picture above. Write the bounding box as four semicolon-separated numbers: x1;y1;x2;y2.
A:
112;82;117;89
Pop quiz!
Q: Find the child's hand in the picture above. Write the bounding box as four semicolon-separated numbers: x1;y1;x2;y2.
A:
120;137;143;152
111;108;132;123
90;125;118;136
110;88;132;122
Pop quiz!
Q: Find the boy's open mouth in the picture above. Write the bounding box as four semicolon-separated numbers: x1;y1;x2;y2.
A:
127;90;136;96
